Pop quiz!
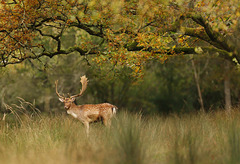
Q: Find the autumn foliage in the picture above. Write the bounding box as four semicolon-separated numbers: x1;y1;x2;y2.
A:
0;0;239;76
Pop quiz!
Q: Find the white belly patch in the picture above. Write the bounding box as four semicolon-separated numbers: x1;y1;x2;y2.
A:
67;111;78;118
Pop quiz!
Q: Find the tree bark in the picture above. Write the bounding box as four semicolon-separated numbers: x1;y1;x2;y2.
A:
44;88;51;112
191;59;204;112
224;60;231;112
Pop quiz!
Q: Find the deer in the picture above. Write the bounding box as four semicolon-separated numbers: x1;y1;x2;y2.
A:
55;75;117;136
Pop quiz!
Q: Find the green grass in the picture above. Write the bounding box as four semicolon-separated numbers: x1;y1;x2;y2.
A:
1;110;240;164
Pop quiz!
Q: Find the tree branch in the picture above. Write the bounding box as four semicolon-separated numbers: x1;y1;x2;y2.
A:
69;17;104;38
180;27;223;49
0;46;97;67
126;41;233;61
163;12;239;62
185;13;231;51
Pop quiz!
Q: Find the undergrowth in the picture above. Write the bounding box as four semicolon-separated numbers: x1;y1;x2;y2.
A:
1;105;240;164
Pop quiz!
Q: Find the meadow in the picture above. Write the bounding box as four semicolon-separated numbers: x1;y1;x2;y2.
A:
1;109;240;164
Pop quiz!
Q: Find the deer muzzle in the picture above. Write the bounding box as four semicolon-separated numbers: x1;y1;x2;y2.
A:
64;105;70;110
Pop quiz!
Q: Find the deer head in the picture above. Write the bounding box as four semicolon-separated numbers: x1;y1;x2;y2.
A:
55;75;88;109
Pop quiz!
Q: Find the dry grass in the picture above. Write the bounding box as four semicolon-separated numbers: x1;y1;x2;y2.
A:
1;110;240;164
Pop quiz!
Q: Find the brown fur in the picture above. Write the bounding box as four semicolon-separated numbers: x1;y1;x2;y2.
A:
59;98;117;136
55;75;118;136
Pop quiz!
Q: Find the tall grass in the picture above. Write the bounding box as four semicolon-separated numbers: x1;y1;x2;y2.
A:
227;120;240;164
112;112;146;164
1;110;240;163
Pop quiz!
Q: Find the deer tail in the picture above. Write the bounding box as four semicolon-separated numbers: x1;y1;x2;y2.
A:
112;106;118;115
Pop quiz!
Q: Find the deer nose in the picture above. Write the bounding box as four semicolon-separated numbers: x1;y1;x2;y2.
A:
64;106;69;109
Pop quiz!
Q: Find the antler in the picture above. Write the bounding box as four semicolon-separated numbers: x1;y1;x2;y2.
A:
70;75;88;98
55;80;65;99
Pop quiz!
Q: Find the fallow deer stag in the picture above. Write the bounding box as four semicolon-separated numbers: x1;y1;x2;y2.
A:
55;75;117;136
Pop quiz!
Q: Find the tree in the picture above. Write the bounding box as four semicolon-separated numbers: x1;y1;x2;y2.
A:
0;0;239;68
0;0;239;111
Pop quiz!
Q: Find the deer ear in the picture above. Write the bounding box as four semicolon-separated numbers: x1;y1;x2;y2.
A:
71;97;75;101
59;98;65;102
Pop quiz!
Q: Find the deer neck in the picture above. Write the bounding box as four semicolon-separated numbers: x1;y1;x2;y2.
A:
67;103;79;118
67;102;78;111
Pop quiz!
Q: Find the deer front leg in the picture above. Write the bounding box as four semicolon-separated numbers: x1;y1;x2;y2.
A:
83;121;90;137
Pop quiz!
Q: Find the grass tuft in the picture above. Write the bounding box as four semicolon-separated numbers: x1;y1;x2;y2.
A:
112;112;147;164
227;120;240;164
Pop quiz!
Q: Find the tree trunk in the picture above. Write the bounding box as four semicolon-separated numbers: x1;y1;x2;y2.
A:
224;60;231;112
44;88;51;112
191;59;205;112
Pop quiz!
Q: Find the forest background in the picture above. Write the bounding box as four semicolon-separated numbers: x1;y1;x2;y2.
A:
0;1;240;164
0;0;240;114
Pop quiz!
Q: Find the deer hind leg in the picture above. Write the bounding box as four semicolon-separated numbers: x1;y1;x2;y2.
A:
103;118;111;127
102;109;114;127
